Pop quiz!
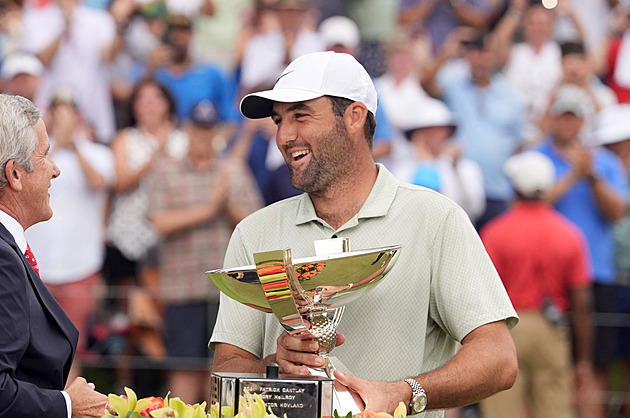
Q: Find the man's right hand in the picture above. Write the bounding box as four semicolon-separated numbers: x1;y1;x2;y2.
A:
65;377;109;418
275;332;346;375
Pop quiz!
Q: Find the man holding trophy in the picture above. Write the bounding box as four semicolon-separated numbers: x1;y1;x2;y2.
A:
209;51;519;416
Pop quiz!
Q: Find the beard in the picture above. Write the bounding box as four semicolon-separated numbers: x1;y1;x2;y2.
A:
286;118;355;194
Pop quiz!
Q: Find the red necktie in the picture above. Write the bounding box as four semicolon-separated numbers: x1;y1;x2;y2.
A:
24;243;40;276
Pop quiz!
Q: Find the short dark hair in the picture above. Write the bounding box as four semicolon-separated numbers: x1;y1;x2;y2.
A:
328;96;376;149
560;41;585;57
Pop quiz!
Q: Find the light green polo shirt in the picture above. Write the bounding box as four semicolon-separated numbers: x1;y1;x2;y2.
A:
210;164;518;417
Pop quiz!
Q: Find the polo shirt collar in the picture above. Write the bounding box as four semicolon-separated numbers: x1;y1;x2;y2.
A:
294;163;399;230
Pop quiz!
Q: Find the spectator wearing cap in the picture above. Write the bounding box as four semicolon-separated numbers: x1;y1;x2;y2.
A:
537;42;617;145
536;86;629;418
25;86;116;383
392;97;485;224
421;29;525;230
145;99;262;404
479;150;593;418
128;13;240;140
0;51;44;101
594;103;630;418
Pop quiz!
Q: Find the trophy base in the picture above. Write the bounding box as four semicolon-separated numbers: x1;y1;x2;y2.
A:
308;357;362;416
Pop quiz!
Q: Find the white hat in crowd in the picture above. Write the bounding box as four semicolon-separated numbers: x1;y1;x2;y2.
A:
240;51;377;119
504;151;556;199
594;104;630;146
319;16;361;50
550;84;590;118
1;51;44;80
399;97;457;139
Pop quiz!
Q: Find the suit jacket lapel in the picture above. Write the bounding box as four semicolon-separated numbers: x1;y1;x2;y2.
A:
0;224;79;360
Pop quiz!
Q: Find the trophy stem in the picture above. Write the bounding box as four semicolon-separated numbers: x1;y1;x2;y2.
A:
309;355;336;378
308;357;362;416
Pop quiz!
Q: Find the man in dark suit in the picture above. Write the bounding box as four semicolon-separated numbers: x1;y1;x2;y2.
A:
0;94;109;417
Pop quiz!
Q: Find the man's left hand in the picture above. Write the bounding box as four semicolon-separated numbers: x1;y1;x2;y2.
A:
334;371;411;415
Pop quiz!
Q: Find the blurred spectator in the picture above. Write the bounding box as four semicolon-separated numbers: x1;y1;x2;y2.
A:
192;0;251;70
130;14;239;126
233;0;281;77
345;0;400;77
398;0;502;55
536;86;629;418
104;79;187;363
146;100;262;404
319;15;393;160
0;0;23;60
25;86;116;382
555;0;608;55
422;29;525;229
479;150;593;418
538;45;617;145
165;0;215;18
595;103;630;418
394;96;486;224
109;1;169;128
374;26;433;170
374;27;430;133
0;50;44;100
604;1;630;104
239;0;323;94
494;1;563;143
21;0;131;143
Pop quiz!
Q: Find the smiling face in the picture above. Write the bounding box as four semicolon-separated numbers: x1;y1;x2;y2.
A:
272;97;355;194
20;119;60;228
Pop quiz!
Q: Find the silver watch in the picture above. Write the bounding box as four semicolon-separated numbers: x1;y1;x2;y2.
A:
404;378;427;414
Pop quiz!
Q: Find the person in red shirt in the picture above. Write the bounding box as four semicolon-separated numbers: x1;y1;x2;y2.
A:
479;150;594;418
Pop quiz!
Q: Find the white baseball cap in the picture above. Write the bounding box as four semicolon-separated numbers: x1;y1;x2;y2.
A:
400;97;457;139
1;51;44;79
319;16;361;50
504;151;555;199
240;51;378;119
595;104;630;146
550;84;590;118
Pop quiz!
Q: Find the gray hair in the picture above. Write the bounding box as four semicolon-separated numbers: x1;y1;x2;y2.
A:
0;94;41;194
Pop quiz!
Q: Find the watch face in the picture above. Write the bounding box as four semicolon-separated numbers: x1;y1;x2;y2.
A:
413;393;427;413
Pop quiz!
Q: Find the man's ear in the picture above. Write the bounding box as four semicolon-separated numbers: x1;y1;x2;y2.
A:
4;160;24;192
344;102;368;137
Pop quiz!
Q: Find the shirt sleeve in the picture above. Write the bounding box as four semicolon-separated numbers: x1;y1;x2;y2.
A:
430;205;518;342
62;391;71;418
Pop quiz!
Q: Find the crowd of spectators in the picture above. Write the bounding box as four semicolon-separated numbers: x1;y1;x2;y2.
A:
2;0;630;416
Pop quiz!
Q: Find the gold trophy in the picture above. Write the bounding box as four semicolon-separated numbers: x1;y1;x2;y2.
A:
207;238;401;416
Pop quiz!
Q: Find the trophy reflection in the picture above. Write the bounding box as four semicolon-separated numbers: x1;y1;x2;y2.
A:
207;238;401;415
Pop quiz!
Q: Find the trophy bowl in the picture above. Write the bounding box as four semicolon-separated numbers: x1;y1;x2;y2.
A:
206;242;401;415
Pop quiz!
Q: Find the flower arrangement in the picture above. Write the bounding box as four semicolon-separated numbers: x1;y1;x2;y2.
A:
103;388;407;418
101;387;210;418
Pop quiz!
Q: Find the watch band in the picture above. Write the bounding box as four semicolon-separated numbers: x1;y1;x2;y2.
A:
404;378;427;413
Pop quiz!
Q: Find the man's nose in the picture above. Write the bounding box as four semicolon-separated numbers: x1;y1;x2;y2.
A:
275;120;298;146
51;160;61;179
